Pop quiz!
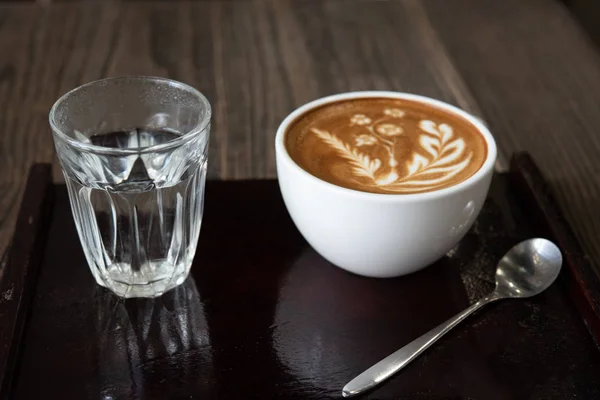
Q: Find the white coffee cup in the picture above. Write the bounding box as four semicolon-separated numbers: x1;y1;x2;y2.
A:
275;91;497;278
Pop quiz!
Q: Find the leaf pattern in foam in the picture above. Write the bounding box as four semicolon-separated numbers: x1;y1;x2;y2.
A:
418;120;440;136
439;123;453;143
400;155;473;186
385;120;471;190
311;128;381;180
430;139;465;168
419;135;440;157
406;153;430;175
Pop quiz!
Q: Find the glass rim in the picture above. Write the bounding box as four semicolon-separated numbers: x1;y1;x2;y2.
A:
49;76;212;156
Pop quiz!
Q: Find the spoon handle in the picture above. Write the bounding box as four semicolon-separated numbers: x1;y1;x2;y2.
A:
342;295;497;398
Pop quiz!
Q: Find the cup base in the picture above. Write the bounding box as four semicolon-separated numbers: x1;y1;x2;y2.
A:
329;260;434;279
96;272;190;298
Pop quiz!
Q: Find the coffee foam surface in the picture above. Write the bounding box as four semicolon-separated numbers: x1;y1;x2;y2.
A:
285;97;488;194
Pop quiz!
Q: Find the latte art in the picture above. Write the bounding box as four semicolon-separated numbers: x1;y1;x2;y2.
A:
285;98;487;194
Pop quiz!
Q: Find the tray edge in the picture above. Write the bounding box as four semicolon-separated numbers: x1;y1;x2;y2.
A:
510;152;600;348
0;164;54;399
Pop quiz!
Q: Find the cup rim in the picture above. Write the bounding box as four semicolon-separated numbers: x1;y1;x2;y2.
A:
49;76;212;156
275;91;497;202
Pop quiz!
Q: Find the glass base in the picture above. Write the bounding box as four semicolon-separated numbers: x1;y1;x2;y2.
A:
95;272;190;298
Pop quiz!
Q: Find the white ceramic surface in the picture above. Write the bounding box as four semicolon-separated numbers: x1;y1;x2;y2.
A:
275;91;497;278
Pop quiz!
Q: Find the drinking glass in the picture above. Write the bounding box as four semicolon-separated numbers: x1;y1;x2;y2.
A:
50;76;211;298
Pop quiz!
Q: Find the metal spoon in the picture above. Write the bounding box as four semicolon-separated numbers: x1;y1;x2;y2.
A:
342;238;562;398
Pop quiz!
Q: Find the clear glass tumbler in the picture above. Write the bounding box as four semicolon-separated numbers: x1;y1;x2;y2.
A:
50;77;211;298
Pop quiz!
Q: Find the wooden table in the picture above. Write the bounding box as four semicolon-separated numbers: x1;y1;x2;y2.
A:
1;0;600;275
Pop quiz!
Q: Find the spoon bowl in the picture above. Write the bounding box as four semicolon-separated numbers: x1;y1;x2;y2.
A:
494;238;562;299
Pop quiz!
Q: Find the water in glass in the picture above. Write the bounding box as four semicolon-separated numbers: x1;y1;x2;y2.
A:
63;129;207;297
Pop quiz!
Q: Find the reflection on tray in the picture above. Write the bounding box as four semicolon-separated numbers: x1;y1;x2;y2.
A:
94;278;215;398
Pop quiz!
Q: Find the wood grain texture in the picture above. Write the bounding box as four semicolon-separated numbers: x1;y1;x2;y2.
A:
422;0;600;276
562;0;600;48
0;164;52;399
0;0;484;259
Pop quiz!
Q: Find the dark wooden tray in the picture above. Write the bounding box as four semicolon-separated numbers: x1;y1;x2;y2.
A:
1;153;600;400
